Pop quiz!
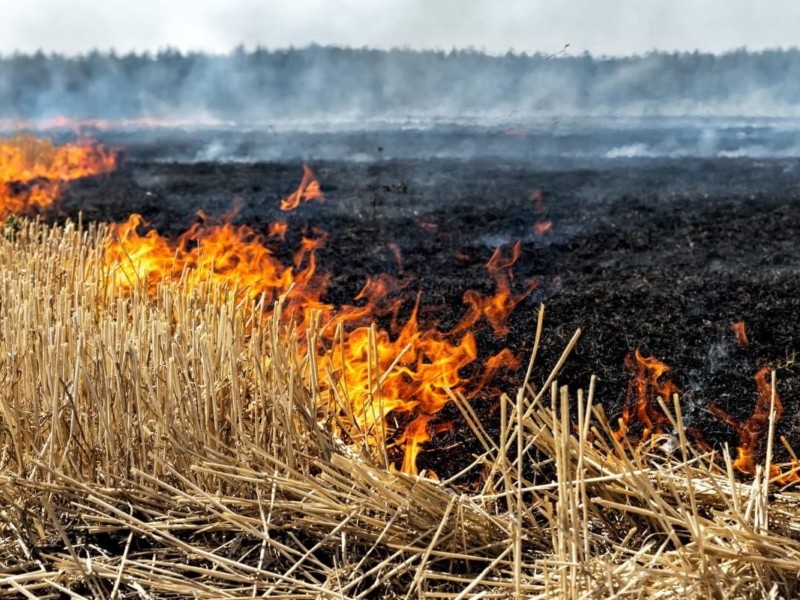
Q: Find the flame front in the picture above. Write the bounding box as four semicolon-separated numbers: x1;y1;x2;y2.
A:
106;210;329;320
0;134;116;220
104;167;527;475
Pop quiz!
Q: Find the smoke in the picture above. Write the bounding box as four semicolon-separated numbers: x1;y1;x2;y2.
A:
5;47;800;162
5;47;800;125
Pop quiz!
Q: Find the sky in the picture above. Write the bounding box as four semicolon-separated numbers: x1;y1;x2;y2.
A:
1;0;799;57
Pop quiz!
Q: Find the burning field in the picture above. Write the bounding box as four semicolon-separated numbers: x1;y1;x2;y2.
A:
3;127;800;598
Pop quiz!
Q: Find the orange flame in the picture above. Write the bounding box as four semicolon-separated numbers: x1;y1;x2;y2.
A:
105;210;329;320
531;189;552;235
732;321;749;347
616;350;679;443
268;221;288;240
0;135;116;220
614;344;799;485
455;242;537;338
534;220;553;235
279;164;323;211
104;167;527;475
710;367;782;476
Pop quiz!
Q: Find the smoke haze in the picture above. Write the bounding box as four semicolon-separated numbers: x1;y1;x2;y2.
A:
3;48;800;124
5;2;800;160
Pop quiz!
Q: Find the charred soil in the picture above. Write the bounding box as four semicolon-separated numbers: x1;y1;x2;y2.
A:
58;156;800;478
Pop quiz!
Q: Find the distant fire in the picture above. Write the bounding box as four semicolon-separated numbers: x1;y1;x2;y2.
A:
0;134;116;220
0;115;201;134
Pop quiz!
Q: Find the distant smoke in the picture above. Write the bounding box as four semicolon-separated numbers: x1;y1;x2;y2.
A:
4;47;800;123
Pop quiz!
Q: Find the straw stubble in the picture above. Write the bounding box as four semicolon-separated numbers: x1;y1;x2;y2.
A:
0;219;799;598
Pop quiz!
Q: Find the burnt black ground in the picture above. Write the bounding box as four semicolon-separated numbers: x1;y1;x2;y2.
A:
57;153;800;477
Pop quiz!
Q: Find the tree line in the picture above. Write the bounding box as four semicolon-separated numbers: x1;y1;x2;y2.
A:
2;46;799;120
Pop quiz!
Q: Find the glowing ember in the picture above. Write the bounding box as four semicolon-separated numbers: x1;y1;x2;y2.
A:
279;164;324;211
616;350;679;443
534;220;553;235
0;134;116;220
104;167;528;475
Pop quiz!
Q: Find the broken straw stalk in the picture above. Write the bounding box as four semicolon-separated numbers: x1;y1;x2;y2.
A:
0;220;800;597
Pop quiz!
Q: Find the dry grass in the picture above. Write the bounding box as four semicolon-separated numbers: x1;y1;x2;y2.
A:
1;219;800;598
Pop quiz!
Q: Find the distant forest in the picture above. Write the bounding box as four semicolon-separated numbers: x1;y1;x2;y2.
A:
2;46;800;120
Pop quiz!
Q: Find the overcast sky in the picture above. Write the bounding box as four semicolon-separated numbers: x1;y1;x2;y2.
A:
1;0;799;57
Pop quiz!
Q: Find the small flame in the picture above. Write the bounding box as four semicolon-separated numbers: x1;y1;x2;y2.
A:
454;242;537;338
534;220;553;235
732;321;749;347
616;350;679;443
387;242;404;274
415;218;438;233
530;189;544;210
616;344;798;485
531;189;552;235
505;128;529;138
268;221;288;240
400;415;433;475
710;367;782;476
279;164;323;211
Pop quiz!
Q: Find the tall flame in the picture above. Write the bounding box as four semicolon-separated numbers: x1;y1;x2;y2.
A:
0;135;116;220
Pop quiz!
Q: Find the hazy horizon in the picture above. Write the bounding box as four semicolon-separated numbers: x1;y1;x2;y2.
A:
3;0;800;57
2;44;799;60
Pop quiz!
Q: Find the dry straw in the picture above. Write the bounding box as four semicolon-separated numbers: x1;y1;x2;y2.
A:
0;219;799;598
